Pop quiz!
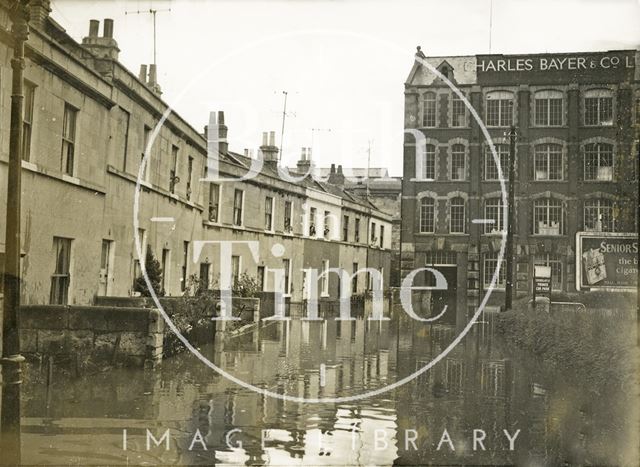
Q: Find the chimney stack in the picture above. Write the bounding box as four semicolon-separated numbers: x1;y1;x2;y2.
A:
296;147;313;173
328;163;345;186
139;64;148;82
208;111;229;156
81;18;120;63
260;131;279;168
147;64;162;95
216;111;228;155
30;0;52;29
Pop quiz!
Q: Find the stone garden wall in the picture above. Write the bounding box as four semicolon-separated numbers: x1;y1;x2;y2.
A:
19;305;164;367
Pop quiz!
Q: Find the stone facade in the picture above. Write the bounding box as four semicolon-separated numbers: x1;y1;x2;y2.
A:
0;10;393;310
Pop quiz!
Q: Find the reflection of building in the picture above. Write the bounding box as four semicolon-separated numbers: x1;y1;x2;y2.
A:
0;8;392;306
401;48;639;321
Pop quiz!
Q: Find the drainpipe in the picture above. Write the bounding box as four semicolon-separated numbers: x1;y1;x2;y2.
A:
0;2;29;465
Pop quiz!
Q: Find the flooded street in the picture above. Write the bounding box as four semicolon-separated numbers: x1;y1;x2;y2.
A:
21;310;637;466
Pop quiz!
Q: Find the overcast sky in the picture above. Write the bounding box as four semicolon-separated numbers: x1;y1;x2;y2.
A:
52;0;640;175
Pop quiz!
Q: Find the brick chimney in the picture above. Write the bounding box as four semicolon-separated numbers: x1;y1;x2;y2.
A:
260;131;279;169
296;147;313;173
29;0;52;29
328;164;345;186
81;19;120;61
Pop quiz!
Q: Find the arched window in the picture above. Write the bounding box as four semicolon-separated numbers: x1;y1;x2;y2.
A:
534;143;563;180
584;143;613;181
485;91;514;127
584;198;615;232
450;144;466;180
534;90;563;126
419;197;435;233
584;89;613;126
422;92;437;127
533;198;563;235
449;197;465;233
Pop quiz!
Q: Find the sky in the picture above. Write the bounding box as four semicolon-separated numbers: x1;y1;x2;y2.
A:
52;0;640;176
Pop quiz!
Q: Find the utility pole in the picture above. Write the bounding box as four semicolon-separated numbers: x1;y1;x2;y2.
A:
0;1;29;464
125;8;170;66
504;125;517;311
366;140;372;201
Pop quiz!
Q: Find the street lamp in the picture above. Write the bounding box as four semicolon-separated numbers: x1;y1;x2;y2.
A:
0;1;30;465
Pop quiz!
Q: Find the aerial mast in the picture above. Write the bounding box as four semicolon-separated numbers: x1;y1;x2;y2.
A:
125;8;171;65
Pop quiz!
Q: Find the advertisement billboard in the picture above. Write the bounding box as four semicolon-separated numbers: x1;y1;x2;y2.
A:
576;232;639;291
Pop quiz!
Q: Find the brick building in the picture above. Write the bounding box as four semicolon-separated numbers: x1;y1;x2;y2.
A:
401;48;639;324
0;4;392;309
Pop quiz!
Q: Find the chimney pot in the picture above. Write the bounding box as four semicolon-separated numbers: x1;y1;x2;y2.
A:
337;165;343;174
139;64;148;82
217;111;225;125
103;18;114;38
262;132;268;146
330;163;336;174
89;19;99;37
269;131;276;146
148;64;157;86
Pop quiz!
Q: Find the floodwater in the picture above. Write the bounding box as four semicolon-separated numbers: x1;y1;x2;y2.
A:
21;310;638;466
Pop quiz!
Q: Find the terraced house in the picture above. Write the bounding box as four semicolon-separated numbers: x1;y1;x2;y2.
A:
401;47;639;324
0;4;392;309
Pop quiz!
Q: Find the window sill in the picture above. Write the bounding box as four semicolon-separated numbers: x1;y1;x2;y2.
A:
581;179;614;183
61;174;80;185
531;234;565;237
530;125;567;129
532;179;567;182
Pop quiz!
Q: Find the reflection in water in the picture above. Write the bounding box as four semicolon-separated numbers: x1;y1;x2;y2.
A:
22;308;637;466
